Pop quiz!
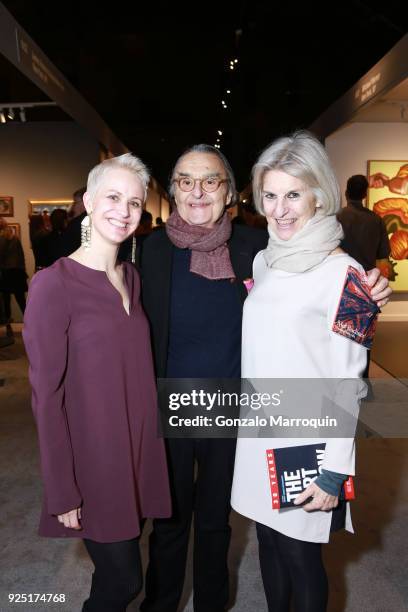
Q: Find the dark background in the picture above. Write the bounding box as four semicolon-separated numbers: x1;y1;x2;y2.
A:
2;0;407;189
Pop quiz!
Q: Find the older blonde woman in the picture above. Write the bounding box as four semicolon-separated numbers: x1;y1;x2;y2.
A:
23;154;170;612
231;132;374;612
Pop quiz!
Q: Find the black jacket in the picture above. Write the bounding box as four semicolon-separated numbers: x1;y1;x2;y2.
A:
139;225;268;377
337;200;390;271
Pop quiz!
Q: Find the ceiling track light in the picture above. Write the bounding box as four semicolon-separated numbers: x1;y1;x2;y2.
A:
0;101;57;125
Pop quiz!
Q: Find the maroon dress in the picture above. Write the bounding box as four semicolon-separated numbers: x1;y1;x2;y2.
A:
23;257;171;543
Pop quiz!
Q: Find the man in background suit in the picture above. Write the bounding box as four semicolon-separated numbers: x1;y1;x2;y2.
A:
337;174;390;272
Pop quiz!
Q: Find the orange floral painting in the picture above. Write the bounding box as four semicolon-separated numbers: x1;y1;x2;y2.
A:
367;161;408;291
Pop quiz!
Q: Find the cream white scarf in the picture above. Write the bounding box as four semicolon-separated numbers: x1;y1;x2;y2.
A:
263;213;344;273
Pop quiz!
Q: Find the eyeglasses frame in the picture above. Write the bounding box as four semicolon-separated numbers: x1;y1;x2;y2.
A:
172;176;230;193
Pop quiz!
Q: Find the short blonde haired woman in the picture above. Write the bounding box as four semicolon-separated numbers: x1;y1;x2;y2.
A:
232;132;376;612
23;153;170;612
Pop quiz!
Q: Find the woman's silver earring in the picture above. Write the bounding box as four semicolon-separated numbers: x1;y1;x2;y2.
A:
81;212;92;249
131;234;137;264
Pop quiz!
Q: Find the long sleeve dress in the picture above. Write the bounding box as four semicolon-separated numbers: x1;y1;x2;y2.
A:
23;257;171;543
231;252;368;543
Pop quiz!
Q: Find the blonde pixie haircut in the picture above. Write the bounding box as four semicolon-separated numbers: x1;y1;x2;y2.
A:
86;153;150;203
252;131;341;217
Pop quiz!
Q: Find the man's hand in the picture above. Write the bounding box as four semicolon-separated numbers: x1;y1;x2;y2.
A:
293;482;338;512
366;268;392;307
57;507;82;530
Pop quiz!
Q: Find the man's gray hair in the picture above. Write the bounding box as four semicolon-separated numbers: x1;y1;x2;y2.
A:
252;131;341;216
86;153;150;203
169;144;238;206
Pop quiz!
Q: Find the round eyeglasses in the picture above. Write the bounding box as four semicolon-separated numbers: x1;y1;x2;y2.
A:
173;176;229;193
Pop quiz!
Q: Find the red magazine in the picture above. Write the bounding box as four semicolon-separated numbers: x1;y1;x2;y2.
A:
266;444;355;509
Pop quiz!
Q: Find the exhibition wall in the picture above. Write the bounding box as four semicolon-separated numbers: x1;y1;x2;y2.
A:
326;122;408;319
0;121;100;321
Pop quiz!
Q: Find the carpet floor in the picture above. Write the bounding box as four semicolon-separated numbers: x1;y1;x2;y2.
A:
0;335;407;612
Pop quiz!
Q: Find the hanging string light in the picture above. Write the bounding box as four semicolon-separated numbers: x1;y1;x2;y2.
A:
214;30;242;149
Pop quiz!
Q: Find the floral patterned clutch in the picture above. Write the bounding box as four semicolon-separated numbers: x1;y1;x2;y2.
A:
332;266;380;349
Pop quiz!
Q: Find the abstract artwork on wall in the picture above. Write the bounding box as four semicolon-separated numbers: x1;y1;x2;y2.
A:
367;161;408;292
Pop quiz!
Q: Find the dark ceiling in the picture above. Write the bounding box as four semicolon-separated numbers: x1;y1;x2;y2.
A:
1;0;407;189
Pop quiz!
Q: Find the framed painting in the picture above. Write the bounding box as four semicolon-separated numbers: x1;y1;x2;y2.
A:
7;223;21;239
0;196;14;217
367;160;408;292
28;199;72;215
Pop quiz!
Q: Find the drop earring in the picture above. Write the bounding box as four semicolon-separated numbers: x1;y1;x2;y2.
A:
131;234;137;264
81;211;92;249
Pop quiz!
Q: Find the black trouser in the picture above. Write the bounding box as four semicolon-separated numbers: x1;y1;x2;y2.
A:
141;437;236;612
2;291;26;319
82;537;142;612
363;350;371;379
256;523;328;612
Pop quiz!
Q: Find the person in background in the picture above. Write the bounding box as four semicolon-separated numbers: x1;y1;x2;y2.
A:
337;175;390;272
68;186;87;221
29;214;50;271
0;218;27;338
337;174;391;380
0;295;14;346
138;143;390;612
40;208;68;267
232;132;376;612
23;153;171;612
154;216;164;230
60;187;87;256
0;225;14;346
42;210;52;232
136;210;153;238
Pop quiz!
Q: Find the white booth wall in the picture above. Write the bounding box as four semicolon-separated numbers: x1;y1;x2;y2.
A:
0;121;100;321
326;122;408;320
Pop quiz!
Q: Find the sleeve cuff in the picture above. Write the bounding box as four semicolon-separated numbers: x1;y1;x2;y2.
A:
315;469;348;496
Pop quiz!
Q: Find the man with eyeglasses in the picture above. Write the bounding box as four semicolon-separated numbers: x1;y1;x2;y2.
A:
138;144;266;612
138;144;391;612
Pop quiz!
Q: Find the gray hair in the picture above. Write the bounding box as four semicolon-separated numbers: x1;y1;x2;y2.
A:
168;144;238;206
252;131;341;216
86;153;150;203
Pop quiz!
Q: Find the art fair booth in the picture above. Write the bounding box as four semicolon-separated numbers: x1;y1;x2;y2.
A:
310;34;408;377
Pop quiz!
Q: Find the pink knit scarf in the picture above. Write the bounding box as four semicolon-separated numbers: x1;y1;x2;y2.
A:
165;209;235;280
